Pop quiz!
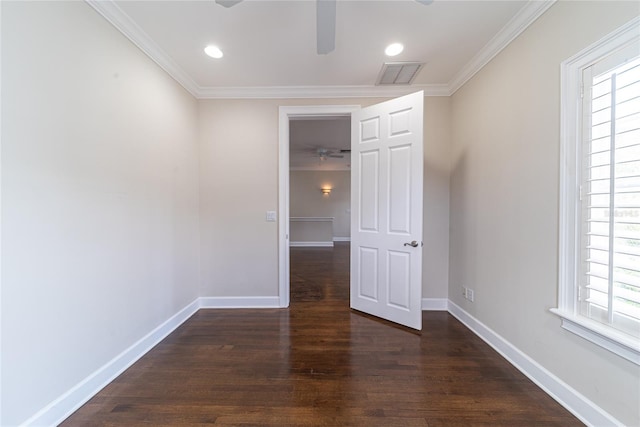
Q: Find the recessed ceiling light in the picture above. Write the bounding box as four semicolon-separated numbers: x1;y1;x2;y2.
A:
385;43;404;57
204;45;223;59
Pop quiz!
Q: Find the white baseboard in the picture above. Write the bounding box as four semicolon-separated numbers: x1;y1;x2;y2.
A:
421;298;448;311
24;296;280;425
22;296;620;427
24;298;201;427
290;241;333;247
447;301;620;427
333;237;351;242
199;296;281;308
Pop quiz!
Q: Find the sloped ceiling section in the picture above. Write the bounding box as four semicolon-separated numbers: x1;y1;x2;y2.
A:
85;0;556;98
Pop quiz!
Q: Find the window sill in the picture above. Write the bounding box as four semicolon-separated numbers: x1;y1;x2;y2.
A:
550;308;640;366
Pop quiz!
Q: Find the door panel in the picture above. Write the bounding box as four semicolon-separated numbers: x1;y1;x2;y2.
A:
358;247;379;301
359;150;379;231
360;116;380;142
350;91;424;330
387;250;411;309
388;145;412;234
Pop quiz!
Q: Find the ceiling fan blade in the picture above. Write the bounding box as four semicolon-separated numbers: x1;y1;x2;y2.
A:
316;0;336;55
328;154;344;158
339;149;351;153
415;0;434;5
215;0;242;8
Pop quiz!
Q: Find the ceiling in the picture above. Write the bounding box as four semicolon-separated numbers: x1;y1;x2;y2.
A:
88;0;553;170
92;0;553;98
290;117;351;171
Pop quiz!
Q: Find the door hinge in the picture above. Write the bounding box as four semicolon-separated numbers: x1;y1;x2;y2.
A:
579;185;583;201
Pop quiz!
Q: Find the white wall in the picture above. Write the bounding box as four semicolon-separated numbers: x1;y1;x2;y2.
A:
198;99;281;298
198;97;450;299
449;2;640;425
0;4;452;422
1;2;200;425
290;170;351;239
423;97;450;300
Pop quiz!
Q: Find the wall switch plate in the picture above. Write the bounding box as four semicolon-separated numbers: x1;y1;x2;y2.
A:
266;211;277;222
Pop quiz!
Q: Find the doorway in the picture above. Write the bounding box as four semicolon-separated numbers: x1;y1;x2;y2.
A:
278;105;360;307
279;92;424;330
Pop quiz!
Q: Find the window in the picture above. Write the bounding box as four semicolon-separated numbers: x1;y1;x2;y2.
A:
554;17;640;365
581;47;640;337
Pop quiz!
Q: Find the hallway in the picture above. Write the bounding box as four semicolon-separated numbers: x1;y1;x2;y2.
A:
62;243;581;426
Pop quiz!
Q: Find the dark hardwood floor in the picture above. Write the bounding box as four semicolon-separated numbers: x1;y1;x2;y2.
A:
61;243;582;426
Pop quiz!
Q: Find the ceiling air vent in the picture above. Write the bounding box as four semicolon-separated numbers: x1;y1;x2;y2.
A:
376;62;424;85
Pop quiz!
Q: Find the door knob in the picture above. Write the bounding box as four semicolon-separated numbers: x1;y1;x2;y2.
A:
404;241;419;247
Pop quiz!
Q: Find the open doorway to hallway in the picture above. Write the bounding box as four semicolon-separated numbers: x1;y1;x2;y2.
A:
288;115;352;304
290;243;350;303
278;105;360;307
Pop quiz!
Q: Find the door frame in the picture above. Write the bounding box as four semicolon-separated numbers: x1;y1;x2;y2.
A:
278;105;360;307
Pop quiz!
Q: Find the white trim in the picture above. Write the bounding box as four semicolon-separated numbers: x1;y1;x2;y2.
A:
290;241;334;247
556;16;640;365
281;105;361;118
84;0;200;97
18;296;624;427
333;237;351;242
0;2;3;423
19;296;285;425
279;105;360;309
289;166;351;172
421;298;448;311
562;16;640;71
23;299;201;427
290;216;335;222
448;0;556;94
199;296;281;309
448;301;622;427
558;25;583;315
197;84;450;99
550;309;640;365
85;0;553;99
278;108;291;308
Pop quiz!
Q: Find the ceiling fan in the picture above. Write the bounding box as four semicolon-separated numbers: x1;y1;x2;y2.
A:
316;148;349;161
215;0;433;55
292;146;351;161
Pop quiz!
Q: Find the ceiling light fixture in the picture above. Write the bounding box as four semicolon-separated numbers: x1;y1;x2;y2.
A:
204;45;223;59
385;43;404;57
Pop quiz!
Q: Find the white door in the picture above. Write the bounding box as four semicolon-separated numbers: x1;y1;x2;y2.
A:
350;91;423;330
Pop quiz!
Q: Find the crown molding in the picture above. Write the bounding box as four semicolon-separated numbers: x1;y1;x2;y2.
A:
197;84;450;99
84;0;450;99
447;0;557;95
86;0;555;100
85;0;200;97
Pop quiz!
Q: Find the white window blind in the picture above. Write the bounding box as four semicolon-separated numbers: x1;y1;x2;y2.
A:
581;44;640;338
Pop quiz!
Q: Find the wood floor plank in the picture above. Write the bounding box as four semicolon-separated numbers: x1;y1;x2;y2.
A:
61;243;582;426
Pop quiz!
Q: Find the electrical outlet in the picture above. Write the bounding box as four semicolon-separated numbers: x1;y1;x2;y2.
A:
462;287;475;302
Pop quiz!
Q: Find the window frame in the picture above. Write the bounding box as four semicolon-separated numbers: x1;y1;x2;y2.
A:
554;16;640;366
